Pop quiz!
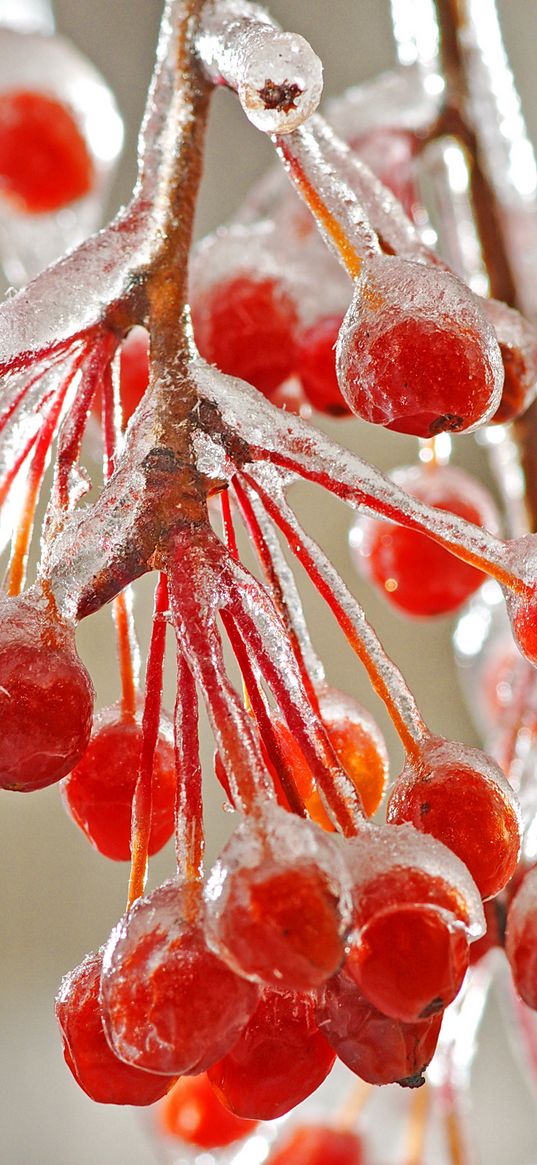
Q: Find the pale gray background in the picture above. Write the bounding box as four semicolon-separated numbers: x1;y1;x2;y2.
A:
2;3;537;1163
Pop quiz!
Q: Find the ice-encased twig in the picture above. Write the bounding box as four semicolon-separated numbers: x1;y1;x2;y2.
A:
195;361;529;593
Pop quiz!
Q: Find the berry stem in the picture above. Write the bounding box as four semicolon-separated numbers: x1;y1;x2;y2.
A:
275;121;376;278
240;466;427;762
336;1079;371;1131
223;550;364;833
174;650;204;883
231;474;323;715
101;351;140;720
53;333;117;514
166;528;275;815
6;349;87;595
220;606;308;818
127;572;169;909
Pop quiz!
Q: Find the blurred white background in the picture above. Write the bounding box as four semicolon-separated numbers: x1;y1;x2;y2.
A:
2;2;537;1162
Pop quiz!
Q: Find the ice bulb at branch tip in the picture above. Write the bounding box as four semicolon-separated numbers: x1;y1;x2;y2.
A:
239;32;323;134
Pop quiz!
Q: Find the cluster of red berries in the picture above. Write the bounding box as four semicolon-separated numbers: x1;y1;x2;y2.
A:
5;8;537;1160
0;578;522;1116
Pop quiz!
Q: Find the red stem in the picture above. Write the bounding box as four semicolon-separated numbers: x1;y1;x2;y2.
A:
220;607;307;818
127;572;169;909
231;474;321;717
240;468;426;761
55;334;117;511
6;350;87;596
102;352;140;720
174;651;204;883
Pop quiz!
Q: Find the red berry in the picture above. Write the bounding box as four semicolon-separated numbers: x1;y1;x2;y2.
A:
0;90;93;214
207;988;336;1120
337;255;502;436
344;821;484;935
157;1073;258;1149
0;590;94;792
319;688;388;817
353;463;499;617
506;580;537;670
119;326;150;423
485;299;537;424
317;970;442;1086
60;703;176;861
296;315;351;416
55;949;176;1105
205;804;352;992
505;866;537;1008
192;274;298;395
387;736;521;900
347;901;469;1022
100;880;259;1076
267;1124;365;1165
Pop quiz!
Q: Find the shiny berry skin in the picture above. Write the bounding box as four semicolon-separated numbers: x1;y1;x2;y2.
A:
208;988;336;1120
157;1073;258;1149
346;901;469;1022
506;579;537;669
60;703;176;861
192;274;298;395
101;880;259;1076
352;463;499;617
387;736;521;900
505;866;537;1009
267;1124;365;1165
485;299;537;424
0;90;93;214
205;804;352;992
337;255;502;437
317;970;442;1086
296;315;351;416
319;688;388;817
55;949;176;1105
0;590;94;792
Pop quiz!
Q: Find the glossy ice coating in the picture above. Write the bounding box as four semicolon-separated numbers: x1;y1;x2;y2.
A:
388;734;521;899
0;586;94;791
101;879;259;1076
337;254;504;436
208;987;335;1120
56;948;175;1105
205;801;353;990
